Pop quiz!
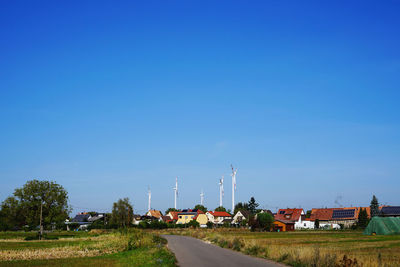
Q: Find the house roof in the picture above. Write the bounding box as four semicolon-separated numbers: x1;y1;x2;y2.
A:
208;211;232;217
274;209;303;222
309;207;371;221
236;210;251;219
72;214;90;223
275;219;295;225
161;216;172;222
147;210;162;218
168;211;179;220
381;206;400;216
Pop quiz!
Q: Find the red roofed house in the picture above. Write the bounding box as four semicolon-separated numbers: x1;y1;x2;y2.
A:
274;208;312;230
206;211;232;224
146;209;162;219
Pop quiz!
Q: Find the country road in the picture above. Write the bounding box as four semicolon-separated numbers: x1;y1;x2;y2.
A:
162;235;284;267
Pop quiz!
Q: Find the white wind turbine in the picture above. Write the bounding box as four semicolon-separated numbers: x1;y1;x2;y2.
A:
231;165;237;212
173;177;178;209
219;175;224;207
147;187;151;211
200;189;204;206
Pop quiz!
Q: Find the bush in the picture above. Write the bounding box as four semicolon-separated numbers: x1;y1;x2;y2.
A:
232;237;244;251
245;244;262;256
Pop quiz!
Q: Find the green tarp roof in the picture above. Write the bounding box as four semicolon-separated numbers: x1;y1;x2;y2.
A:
363;217;400;235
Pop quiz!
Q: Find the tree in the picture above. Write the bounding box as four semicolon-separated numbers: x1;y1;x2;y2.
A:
306;210;312;218
257;212;274;231
370;195;380;217
194;204;207;213
234;202;249;215
0;196;22;230
357;208;369;229
215;206;227;212
165;208;179;214
111;198;133;228
248;197;259;214
0;180;70;230
315;219;320;229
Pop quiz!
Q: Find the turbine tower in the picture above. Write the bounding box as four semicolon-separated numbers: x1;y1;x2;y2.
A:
173;177;178;209
219;175;224;207
147;187;151;211
231;165;237;212
200;190;204;206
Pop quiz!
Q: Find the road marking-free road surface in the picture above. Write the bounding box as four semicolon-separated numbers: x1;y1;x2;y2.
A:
162;235;284;267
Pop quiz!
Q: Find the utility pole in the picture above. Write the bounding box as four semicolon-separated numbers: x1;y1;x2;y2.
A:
39;201;43;240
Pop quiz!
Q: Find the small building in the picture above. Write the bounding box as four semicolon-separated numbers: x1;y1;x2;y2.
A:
166;211;179;223
380;206;400;217
364;217;400;235
194;213;208;227
132;214;142;225
232;210;251;225
273;219;295;232
274;208;308;229
206;211;232;224
146;210;162;219
176;209;204;224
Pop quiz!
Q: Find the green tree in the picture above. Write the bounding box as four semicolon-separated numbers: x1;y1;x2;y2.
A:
111;198;133;228
234;202;249;215
165;208;179;214
306;210;312;218
215;206;226;212
370;195;380;217
256;212;274;230
357;208;369;229
315;219;320;229
0;196;22;230
1;180;70;230
194;204;207;213
248;197;259;214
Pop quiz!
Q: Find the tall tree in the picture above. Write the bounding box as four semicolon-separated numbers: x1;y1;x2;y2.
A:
1;180;70;230
215;206;227;212
194;204;207;213
357;208;369;229
234;202;249;215
248;197;259;214
111;198;133;228
370;195;380;217
257;212;274;231
165;208;179;214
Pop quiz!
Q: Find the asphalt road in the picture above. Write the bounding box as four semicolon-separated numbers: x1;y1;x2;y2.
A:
162;235;284;267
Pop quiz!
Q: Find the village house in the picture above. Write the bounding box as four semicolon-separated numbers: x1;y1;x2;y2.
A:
166;211;179;223
380;206;400;217
232;210;251;225
206;211;232;224
309;207;370;228
176;209;204;224
274;208;311;230
146;209;163;219
194;213;208;227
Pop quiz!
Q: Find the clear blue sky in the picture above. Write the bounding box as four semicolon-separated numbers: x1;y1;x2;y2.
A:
1;1;399;215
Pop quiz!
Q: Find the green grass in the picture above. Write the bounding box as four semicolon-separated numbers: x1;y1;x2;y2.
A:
0;231;92;240
0;230;177;267
0;240;94;250
0;248;176;267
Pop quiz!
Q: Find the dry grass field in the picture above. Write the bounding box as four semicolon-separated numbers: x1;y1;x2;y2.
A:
159;228;400;267
0;229;176;266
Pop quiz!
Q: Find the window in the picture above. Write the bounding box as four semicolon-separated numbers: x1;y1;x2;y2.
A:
179;216;182;219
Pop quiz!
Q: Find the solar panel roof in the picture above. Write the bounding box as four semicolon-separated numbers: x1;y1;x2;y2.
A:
279;210;285;214
331;209;355;219
381;206;400;215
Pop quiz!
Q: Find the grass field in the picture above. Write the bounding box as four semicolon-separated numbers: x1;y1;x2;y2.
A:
0;230;176;267
159;228;400;267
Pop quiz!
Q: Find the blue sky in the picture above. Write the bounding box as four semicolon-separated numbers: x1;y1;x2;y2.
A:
1;1;399;215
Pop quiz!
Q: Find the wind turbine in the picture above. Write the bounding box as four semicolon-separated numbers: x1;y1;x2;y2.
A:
147;187;151;211
200;189;204;206
231;165;237;212
219;175;224;207
173;177;178;209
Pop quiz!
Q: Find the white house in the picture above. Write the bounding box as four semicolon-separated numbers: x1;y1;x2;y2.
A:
206;211;232;224
232;210;251;225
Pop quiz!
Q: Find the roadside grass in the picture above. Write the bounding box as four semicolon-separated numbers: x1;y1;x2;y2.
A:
0;229;176;266
158;228;400;267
